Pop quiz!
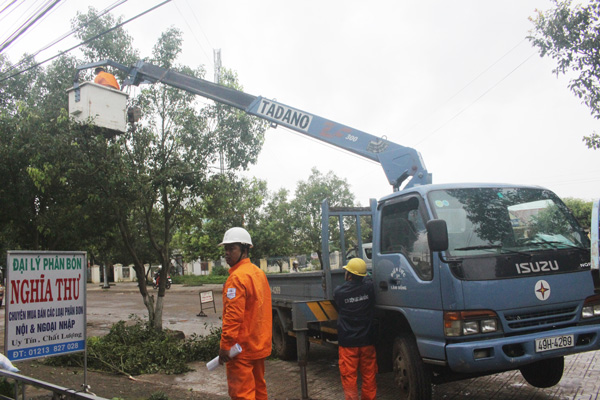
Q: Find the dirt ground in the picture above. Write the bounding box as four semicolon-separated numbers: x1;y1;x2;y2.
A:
1;282;231;400
4;282;600;400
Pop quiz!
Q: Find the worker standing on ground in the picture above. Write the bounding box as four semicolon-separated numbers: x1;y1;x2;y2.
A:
94;66;120;90
334;258;377;400
218;227;272;400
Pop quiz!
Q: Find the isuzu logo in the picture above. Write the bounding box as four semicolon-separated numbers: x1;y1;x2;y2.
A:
515;260;559;275
535;280;551;301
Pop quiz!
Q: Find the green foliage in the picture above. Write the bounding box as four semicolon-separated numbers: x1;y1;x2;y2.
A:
529;0;600;148
210;265;229;277
171;274;227;285
182;326;223;361
72;7;139;78
291;167;355;266
250;188;295;260
148;392;169;400
562;197;593;229
530;203;572;237
173;174;268;262
44;317;223;376
0;377;15;397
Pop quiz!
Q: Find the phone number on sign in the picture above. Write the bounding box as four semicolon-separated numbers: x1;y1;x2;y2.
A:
10;340;85;361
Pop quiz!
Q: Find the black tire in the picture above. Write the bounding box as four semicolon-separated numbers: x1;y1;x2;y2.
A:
520;356;564;388
272;315;297;361
166;281;171;289
393;332;432;400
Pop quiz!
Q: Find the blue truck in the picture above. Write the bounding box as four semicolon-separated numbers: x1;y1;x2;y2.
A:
72;60;600;400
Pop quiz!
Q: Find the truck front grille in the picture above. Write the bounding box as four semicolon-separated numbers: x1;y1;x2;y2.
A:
503;306;578;330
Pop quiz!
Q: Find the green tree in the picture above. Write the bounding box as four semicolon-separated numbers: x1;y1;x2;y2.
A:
529;0;600;149
562;197;593;229
72;7;139;81
173;174;268;264
250;188;295;271
0;52;117;260
110;27;266;329
0;7;267;331
291;167;355;267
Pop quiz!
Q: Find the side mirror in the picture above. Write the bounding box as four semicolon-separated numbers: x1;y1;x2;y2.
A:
427;219;448;252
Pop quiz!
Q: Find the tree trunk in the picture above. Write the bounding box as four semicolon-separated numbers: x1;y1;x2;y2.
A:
132;263;156;326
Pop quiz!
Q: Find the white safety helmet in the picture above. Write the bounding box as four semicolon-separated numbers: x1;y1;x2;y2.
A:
219;227;253;248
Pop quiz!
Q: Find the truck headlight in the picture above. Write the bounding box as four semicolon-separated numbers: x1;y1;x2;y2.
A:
582;295;600;319
444;310;501;337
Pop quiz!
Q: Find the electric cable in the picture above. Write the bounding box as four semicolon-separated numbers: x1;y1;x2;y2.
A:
0;0;172;84
1;0;68;53
2;0;129;76
400;38;529;141
0;0;40;39
0;0;61;53
173;0;210;62
411;52;536;147
0;0;20;19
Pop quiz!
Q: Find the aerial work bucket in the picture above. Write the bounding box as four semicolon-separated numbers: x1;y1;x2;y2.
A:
67;82;128;132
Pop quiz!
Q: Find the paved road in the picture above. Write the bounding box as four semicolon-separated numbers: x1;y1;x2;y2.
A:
5;282;600;399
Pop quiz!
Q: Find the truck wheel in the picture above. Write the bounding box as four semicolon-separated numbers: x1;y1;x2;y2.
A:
272;316;297;361
393;333;432;400
519;356;564;388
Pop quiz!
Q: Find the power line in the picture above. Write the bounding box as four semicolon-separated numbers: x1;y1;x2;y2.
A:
2;0;129;77
0;0;172;83
173;0;210;62
0;0;61;53
1;0;67;54
400;39;529;140
0;0;20;18
412;52;536;147
0;0;40;38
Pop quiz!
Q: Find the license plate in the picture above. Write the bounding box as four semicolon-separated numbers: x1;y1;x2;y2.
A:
535;334;574;352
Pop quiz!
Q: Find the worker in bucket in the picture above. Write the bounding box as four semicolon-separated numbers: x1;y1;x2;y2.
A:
218;227;272;400
334;258;377;400
94;66;120;90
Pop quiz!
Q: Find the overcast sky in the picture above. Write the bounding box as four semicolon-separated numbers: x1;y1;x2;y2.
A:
3;0;599;204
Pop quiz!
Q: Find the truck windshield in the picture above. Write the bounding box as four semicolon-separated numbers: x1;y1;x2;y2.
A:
428;188;589;257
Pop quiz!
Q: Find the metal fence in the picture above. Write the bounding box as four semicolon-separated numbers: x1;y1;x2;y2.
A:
0;370;107;400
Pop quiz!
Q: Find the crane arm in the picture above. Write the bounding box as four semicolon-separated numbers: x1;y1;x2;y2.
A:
75;60;432;190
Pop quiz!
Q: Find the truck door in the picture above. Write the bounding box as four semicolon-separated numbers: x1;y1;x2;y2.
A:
374;195;441;311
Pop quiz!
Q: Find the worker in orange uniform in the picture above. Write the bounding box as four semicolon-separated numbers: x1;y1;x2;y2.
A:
218;227;272;400
334;258;377;400
94;66;120;90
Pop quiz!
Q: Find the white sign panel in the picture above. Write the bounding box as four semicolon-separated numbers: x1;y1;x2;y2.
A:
5;251;86;361
200;291;213;303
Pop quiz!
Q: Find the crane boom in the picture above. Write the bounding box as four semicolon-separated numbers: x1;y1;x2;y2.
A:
74;60;432;190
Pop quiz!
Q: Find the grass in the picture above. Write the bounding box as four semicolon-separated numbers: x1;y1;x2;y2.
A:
171;274;227;285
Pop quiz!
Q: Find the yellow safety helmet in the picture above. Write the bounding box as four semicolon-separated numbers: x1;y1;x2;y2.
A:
343;258;367;277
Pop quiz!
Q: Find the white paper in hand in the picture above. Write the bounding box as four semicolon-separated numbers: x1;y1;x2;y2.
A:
207;343;242;371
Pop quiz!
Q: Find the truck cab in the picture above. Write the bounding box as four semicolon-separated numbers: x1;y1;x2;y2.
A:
373;183;597;396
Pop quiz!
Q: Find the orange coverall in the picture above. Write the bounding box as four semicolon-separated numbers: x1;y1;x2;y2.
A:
94;71;120;90
221;258;272;400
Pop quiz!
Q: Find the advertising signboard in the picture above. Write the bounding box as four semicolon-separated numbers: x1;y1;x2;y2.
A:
5;251;86;361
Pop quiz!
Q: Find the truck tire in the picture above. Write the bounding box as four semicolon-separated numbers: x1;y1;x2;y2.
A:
393;332;432;400
272;316;297;361
519;356;564;388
